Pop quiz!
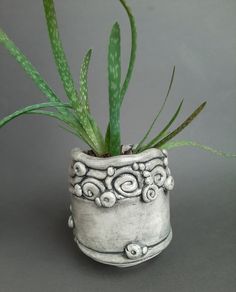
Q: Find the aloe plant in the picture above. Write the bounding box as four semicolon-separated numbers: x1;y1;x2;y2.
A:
0;0;235;158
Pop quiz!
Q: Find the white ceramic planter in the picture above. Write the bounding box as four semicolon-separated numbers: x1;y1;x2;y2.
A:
68;146;174;267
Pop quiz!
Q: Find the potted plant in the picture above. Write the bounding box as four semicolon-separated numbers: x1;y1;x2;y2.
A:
0;0;235;267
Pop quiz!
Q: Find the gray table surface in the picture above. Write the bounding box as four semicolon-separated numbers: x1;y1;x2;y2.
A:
0;0;235;291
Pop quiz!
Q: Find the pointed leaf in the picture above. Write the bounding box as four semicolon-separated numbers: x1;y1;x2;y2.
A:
78;48;106;151
119;0;137;102
137;99;184;152
43;0;79;105
154;101;207;148
79;49;92;112
108;22;121;155
0;29;69;117
43;0;105;152
135;66;176;151
30;111;96;150
0;102;71;128
105;0;137;147
161;140;236;158
58;124;95;149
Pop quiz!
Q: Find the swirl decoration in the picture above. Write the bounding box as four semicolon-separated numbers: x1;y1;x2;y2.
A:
81;178;105;200
73;162;87;177
69;155;174;207
142;185;162;202
151;166;167;187
105;167;142;198
113;173;142;197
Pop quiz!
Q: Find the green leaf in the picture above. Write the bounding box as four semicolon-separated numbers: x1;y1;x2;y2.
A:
108;22;121;155
31;111;96;150
87;115;106;153
43;0;79;106
105;0;137;147
58;123;95;148
135;66;176;152
105;129;111;153
59;123;95;150
0;27;100;148
0;28;68;117
78;49;106;152
0;102;71;128
137;99;184;152
79;49;92;112
119;0;137;103
161;140;236;158
43;0;104;152
154;101;207;148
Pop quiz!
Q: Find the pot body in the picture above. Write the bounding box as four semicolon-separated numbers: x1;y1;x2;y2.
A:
68;147;174;267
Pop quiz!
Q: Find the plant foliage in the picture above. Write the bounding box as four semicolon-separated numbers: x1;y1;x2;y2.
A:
0;0;235;158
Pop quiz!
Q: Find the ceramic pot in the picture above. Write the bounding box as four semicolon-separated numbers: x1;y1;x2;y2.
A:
68;146;174;267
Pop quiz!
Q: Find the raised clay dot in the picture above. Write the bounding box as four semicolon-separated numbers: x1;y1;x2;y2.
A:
132;162;139;171
164;176;174;191
162;149;168;157
143;170;150;178
100;192;116;208
74;184;82;197
68;216;74;229
139;163;145;171
107;166;115;176
145;177;153;185
163;157;168;166
142;246;148;255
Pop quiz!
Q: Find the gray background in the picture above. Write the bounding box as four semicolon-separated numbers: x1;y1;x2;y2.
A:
0;0;235;291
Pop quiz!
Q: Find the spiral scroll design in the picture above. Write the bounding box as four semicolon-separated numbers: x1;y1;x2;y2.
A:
81;178;105;200
69;153;174;207
142;185;162;202
113;173;141;197
152;166;167;187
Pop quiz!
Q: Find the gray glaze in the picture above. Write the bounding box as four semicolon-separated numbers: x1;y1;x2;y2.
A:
68;146;174;267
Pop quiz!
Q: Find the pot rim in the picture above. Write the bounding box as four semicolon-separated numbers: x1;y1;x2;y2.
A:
71;146;167;169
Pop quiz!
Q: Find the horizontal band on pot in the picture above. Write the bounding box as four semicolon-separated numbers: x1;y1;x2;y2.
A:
74;228;172;255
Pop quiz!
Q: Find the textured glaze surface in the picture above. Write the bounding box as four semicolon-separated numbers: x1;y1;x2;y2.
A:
68;147;174;267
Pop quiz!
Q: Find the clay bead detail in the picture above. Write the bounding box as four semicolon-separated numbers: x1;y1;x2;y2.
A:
125;243;148;260
162;149;168;157
68;216;74;229
163;157;168;167
100;192;116;208
139;163;145;171
164;176;174;191
132;162;139;171
74;184;82;197
73;162;87;177
107;167;115;176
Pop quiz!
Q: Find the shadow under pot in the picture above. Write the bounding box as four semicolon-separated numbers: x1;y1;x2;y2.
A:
68;147;174;267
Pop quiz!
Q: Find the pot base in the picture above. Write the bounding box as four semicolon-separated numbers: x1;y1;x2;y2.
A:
74;228;173;268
